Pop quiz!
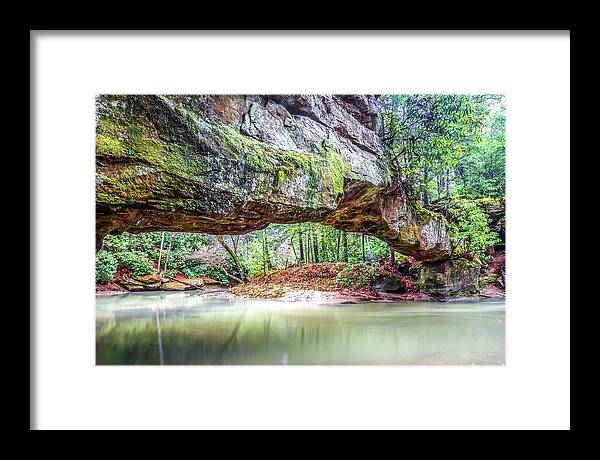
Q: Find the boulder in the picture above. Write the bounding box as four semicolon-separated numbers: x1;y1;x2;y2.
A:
417;259;481;300
119;279;161;292
161;281;194;291
373;276;406;293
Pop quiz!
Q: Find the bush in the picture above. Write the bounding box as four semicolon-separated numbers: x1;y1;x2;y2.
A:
96;251;117;284
114;251;154;276
182;262;230;285
334;262;378;288
181;262;204;278
445;197;501;262
147;249;159;262
103;231;163;253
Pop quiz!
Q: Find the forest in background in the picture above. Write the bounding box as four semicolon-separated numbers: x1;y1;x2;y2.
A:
96;94;505;290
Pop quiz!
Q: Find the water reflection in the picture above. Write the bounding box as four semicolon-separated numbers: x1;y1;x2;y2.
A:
155;309;164;365
96;292;505;365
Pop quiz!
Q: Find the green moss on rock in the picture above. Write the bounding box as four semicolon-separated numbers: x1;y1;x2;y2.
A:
206;123;351;207
276;169;286;188
96;135;127;158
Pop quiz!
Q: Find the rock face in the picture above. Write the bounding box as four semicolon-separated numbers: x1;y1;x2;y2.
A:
96;95;450;262
417;259;481;300
418;198;506;299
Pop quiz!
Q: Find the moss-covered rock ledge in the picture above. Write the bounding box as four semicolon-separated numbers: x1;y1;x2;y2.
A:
96;95;451;262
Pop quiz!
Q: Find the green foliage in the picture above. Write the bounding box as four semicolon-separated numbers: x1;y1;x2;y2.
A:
235;222;395;280
367;237;389;260
99;231;237;285
454;109;505;198
180;262;206;278
445;197;501;262
158;233;210;272
114;251;154;276
182;262;229;285
380;94;504;204
95;250;117;284
103;231;210;271
236;229;266;278
103;232;162;253
334;262;378;288
381;95;483;183
208;269;229;286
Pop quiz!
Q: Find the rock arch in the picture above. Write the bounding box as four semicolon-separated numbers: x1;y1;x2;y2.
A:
96;94;451;262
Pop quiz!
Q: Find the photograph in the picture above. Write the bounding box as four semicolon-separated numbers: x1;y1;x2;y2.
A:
32;29;570;430
95;94;506;365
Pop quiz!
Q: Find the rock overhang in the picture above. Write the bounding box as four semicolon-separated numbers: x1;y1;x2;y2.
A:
96;94;451;262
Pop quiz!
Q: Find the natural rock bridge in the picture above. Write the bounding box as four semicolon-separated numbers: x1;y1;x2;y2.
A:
96;94;451;264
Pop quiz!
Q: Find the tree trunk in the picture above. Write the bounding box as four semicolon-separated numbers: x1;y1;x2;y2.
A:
216;235;247;282
342;232;348;262
219;267;244;284
422;168;429;207
290;237;298;263
261;230;271;274
307;226;313;263
298;229;305;263
362;234;366;261
457;166;468;192
163;233;175;273
262;234;267;275
265;231;272;271
157;232;165;273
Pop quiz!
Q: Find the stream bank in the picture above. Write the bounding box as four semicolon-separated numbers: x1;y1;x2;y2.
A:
97;251;505;302
229;252;505;303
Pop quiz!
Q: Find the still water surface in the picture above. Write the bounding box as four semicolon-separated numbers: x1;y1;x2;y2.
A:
96;291;505;365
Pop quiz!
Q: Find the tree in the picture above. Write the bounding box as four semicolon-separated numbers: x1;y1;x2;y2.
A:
163;232;176;273
379;94;499;204
298;226;305;263
454;101;505;198
157;232;165;272
216;236;247;282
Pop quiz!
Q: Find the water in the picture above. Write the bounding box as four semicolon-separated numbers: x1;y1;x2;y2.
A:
96;291;505;365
